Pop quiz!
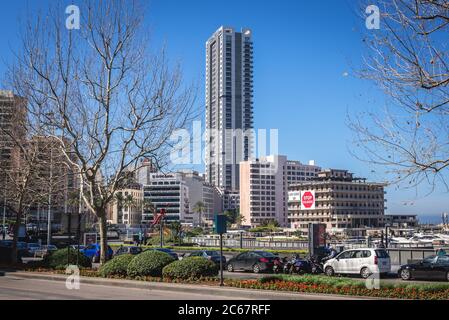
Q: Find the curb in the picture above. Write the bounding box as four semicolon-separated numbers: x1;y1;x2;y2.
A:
2;271;371;300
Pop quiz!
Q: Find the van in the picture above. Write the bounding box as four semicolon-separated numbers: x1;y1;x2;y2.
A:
323;248;391;279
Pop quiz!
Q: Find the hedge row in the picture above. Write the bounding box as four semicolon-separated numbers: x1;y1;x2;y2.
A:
97;252;218;280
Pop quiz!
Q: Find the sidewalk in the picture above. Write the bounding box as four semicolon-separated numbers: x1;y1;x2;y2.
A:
1;270;371;300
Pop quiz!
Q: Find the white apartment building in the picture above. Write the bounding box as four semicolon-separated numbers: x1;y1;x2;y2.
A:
239;155;320;227
142;171;223;225
142;173;190;224
240;155;289;227
205;26;254;191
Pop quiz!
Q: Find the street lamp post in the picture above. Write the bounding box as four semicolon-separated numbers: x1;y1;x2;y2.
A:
2;175;7;240
47;141;53;245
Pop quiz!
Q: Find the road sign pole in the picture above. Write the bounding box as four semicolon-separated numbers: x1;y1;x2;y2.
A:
219;232;224;287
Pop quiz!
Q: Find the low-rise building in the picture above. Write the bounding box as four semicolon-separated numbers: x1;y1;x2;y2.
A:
384;214;418;228
288;169;386;233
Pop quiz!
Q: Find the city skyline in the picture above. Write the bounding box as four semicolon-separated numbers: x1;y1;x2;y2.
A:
0;0;447;219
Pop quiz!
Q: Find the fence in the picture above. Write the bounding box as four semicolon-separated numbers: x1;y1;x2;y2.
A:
186;237;309;250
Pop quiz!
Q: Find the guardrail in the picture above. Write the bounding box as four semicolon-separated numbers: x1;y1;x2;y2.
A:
185;237;309;249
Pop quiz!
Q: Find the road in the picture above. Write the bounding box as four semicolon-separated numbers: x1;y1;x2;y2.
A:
0;275;240;300
0;274;362;300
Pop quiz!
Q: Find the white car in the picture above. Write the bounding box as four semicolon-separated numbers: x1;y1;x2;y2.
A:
323;248;391;279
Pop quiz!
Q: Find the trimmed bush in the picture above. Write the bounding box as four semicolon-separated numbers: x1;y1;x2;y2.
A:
162;256;218;280
45;248;92;269
99;254;134;277
127;250;175;277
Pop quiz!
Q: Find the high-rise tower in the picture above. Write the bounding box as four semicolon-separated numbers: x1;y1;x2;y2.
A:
205;26;254;191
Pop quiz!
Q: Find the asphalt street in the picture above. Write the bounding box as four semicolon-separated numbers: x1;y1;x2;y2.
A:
0;274;367;300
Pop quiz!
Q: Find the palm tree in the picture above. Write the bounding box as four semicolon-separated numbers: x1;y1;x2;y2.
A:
193;201;206;228
235;214;246;228
114;193;125;224
168;221;183;245
122;194;135;225
263;219;280;241
142;198;155;225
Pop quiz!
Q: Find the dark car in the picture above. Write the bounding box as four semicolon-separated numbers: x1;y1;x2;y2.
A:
226;251;277;273
144;248;178;260
188;250;226;265
399;255;449;281
115;246;142;256
80;244;114;262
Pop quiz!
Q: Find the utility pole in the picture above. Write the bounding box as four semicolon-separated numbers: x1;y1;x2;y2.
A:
47;140;53;246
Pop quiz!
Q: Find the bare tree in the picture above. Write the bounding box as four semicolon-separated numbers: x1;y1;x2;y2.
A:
7;0;196;263
349;0;449;192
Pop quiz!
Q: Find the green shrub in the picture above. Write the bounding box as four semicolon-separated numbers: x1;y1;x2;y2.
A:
99;254;134;277
45;248;92;269
162;256;218;280
127;250;175;277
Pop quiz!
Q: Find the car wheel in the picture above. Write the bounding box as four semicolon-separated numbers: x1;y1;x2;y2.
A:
227;263;234;272
325;266;335;277
360;267;371;279
252;264;261;274
400;269;411;281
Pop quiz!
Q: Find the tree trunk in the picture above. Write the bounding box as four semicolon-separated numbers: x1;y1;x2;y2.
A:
98;213;108;265
10;210;23;265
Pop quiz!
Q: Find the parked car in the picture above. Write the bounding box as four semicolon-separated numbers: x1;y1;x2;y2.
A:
70;245;86;251
187;250;226;265
226;251;277;273
144;248;178;260
27;243;41;256
115;246;142;256
399;254;449;281
324;248;391;279
34;245;58;258
80;244;114;262
0;240;13;247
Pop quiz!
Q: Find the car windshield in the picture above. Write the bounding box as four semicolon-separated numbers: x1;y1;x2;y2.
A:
205;251;219;256
28;243;40;248
423;255;437;264
375;250;390;258
255;251;275;258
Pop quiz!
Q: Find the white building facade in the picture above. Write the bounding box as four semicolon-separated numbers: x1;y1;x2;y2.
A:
205;26;254;191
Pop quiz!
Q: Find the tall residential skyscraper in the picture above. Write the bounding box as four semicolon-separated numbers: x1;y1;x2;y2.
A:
205;26;254;191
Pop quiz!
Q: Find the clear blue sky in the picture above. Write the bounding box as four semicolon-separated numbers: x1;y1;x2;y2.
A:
0;0;447;220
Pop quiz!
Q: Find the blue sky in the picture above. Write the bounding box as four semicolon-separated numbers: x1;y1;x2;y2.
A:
0;0;447;220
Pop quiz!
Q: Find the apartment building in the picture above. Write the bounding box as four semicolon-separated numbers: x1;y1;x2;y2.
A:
0;91;26;219
110;185;143;225
142;173;190;224
240;155;289;227
142;171;223;225
286;160;321;185
288;169;386;233
221;189;240;212
205;26;254;191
